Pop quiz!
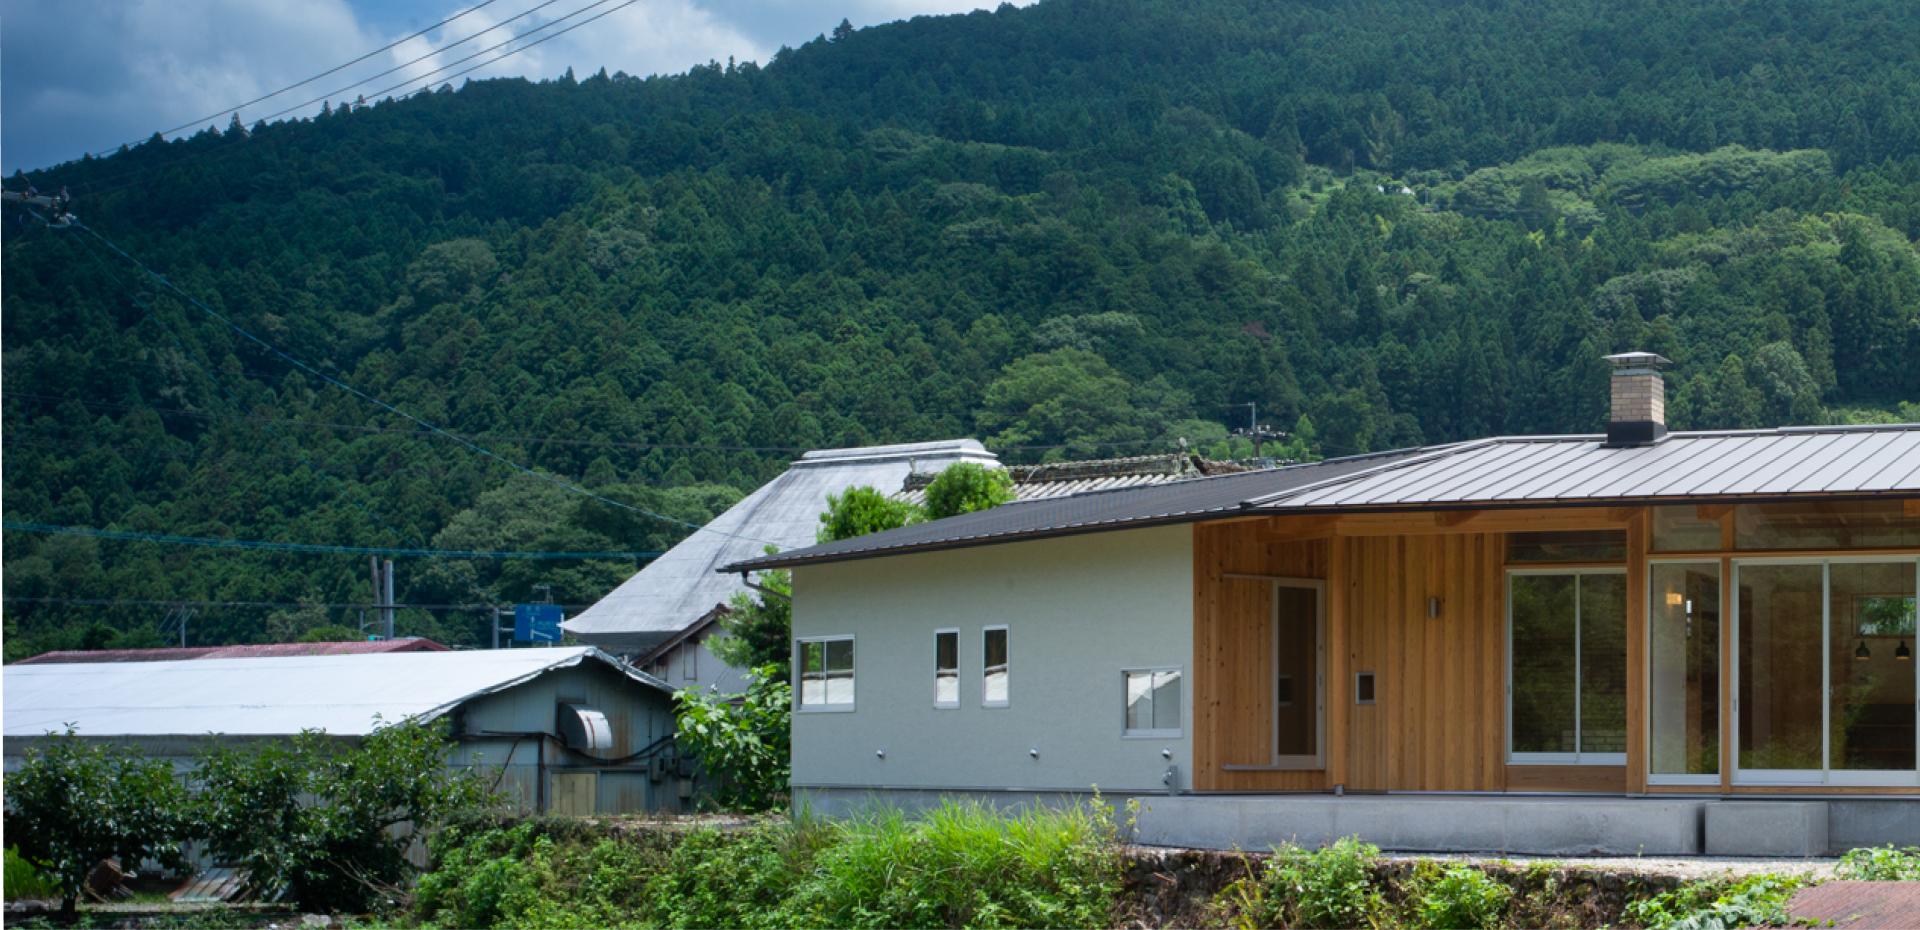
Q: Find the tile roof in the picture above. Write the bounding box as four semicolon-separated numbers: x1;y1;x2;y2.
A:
895;454;1270;506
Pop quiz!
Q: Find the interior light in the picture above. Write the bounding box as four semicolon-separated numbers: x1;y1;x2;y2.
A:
1665;592;1684;606
1898;640;1912;661
1855;640;1872;660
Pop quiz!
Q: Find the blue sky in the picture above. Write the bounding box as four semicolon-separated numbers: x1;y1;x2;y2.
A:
2;0;1030;175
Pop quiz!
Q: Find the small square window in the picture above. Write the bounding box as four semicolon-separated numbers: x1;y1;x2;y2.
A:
1124;668;1182;737
796;636;855;711
983;626;1009;707
1355;671;1376;705
935;629;959;708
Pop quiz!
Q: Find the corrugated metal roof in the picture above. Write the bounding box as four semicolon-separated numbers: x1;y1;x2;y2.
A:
562;439;996;651
722;425;1920;573
895;454;1270;506
1250;426;1920;510
12;639;451;665
2;646;666;738
721;447;1440;572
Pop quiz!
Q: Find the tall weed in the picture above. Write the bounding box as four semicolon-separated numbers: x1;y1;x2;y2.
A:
1226;837;1388;929
1415;864;1512;929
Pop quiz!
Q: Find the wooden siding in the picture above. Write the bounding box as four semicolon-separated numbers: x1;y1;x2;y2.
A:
1192;523;1327;791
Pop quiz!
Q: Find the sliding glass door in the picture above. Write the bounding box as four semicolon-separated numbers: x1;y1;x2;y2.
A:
1734;558;1918;786
1508;569;1628;765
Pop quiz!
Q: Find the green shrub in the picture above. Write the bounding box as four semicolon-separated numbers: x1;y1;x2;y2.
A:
1417;865;1512;929
640;819;817;930
1837;845;1920;881
1625;874;1806;930
922;463;1015;520
4;847;58;902
675;664;792;812
783;799;1122;929
1230;837;1386;929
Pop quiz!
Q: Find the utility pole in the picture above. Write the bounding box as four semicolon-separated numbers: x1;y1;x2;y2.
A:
384;558;395;640
1250;401;1259;460
369;557;396;640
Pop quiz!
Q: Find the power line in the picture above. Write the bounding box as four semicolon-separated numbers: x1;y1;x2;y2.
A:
249;0;600;127
3;521;659;560
106;0;510;155
70;223;775;546
3;597;589;610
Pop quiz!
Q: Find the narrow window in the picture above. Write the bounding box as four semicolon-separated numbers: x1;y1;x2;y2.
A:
1123;668;1183;737
796;636;855;711
983;626;1009;707
935;629;959;708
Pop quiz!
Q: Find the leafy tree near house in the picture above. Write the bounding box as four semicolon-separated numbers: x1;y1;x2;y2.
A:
3;729;192;914
713;556;791;671
817;486;922;543
675;664;792;812
922;462;1016;520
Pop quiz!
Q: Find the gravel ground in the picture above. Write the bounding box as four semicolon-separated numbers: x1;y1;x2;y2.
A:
1381;851;1839;881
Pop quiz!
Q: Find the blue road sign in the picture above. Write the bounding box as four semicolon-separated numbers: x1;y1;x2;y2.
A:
514;604;564;642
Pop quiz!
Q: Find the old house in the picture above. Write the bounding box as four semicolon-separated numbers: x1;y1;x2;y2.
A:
724;354;1920;856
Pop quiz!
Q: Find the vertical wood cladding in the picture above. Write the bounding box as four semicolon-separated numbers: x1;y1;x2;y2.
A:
1195;521;1506;792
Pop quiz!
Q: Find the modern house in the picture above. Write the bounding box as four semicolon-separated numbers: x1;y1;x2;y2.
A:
3;647;687;815
724;354;1920;856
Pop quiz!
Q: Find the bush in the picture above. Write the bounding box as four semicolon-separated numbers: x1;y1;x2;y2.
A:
1837;845;1920;881
817;486;922;542
784;800;1122;929
1226;837;1386;929
3;729;192;913
1418;865;1513;929
192;720;494;913
922;463;1016;520
640;819;818;930
675;664;792;812
1625;874;1806;930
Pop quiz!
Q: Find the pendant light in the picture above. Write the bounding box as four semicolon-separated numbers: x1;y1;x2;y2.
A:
1855;640;1871;660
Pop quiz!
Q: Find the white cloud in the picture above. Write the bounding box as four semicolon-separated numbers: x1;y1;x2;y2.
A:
2;0;1033;174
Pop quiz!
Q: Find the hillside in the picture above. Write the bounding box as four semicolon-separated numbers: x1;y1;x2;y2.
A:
5;0;1920;655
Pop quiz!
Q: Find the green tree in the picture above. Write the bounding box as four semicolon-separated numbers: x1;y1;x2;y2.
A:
675;664;792;812
978;348;1142;458
713;559;791;672
817;487;922;543
3;730;191;914
922;462;1016;520
190;720;493;913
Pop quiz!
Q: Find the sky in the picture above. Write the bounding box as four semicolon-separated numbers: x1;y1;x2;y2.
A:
1;0;1031;175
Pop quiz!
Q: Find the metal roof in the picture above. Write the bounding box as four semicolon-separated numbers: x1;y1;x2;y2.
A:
720;447;1438;572
12;638;452;665
1248;425;1920;510
721;425;1920;573
2;646;666;739
562;439;997;651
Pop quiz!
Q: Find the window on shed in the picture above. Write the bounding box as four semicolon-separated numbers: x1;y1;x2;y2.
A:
1124;668;1182;737
983;626;1009;707
797;636;854;710
935;629;959;708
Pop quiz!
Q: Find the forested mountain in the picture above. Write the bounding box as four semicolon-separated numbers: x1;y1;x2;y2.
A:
6;0;1920;656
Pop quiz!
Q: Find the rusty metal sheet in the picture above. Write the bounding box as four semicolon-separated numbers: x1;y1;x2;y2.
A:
1787;880;1920;928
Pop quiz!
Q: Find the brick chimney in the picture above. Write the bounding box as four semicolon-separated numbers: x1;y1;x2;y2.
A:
1603;352;1671;447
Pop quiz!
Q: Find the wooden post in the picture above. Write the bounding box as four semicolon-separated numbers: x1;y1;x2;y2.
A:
1625;508;1649;794
1327;536;1350;790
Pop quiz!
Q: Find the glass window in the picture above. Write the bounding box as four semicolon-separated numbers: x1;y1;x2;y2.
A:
1650;562;1721;779
1735;501;1920;550
797;636;854;710
1829;563;1916;773
983;626;1009;707
1736;564;1824;772
1124;669;1182;736
1508;530;1628;562
1509;571;1628;762
1652;506;1725;552
935;629;959;708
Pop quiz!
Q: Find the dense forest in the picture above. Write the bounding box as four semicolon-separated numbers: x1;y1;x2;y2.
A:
6;0;1920;656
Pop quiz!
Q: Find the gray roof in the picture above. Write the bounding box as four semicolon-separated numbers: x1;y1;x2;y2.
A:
723;425;1920;573
3;647;666;739
1248;425;1920;511
894;454;1268;506
720;447;1436;572
562;440;997;651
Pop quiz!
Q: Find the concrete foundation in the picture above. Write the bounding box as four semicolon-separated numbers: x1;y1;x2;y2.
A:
1827;799;1920;853
1131;796;1707;856
1705;802;1829;857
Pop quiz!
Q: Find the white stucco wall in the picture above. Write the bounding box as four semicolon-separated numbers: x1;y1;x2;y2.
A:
790;523;1193;794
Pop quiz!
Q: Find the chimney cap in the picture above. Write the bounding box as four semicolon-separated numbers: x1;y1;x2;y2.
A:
1603;351;1672;371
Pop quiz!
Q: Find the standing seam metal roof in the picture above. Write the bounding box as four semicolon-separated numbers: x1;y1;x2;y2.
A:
722;425;1920;573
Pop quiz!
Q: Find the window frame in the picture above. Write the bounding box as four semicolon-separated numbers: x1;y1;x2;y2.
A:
794;634;856;713
934;627;960;710
982;625;1010;708
1121;666;1184;738
1644;557;1724;787
1506;567;1629;766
